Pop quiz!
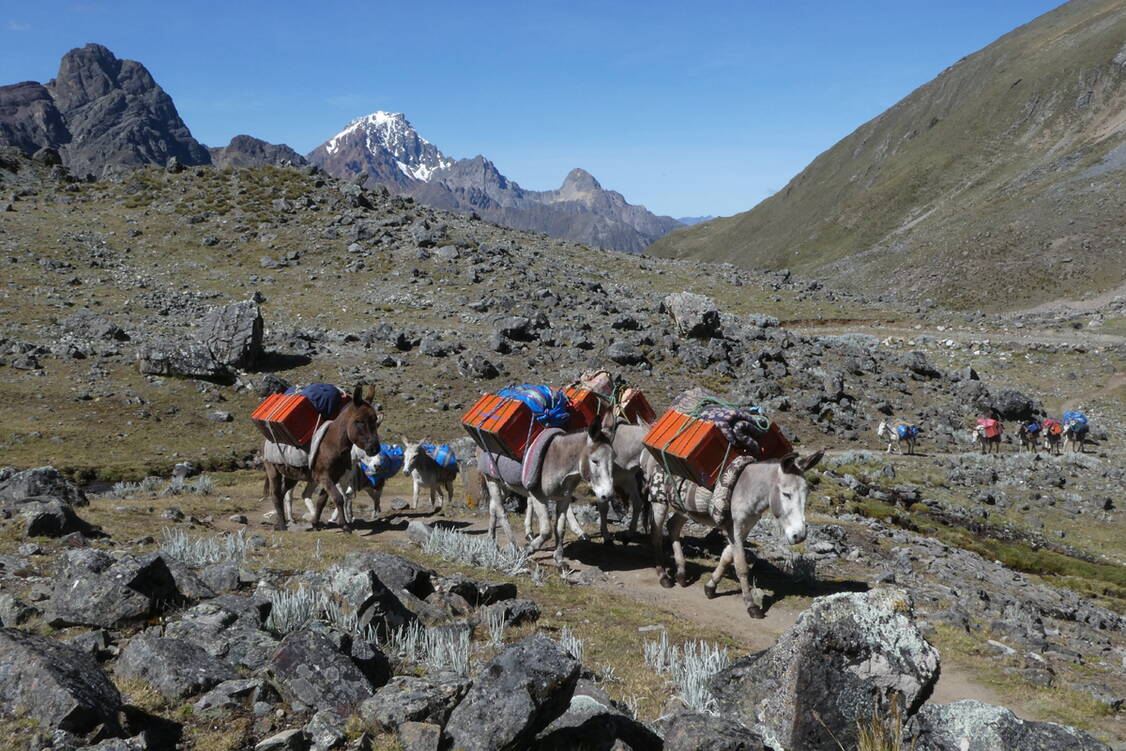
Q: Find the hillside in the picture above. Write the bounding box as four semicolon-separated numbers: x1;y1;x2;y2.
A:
649;0;1126;311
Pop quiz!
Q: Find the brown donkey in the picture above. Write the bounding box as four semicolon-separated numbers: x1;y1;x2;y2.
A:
263;385;383;532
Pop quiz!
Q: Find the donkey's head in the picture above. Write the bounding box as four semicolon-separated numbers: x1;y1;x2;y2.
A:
345;385;383;455
772;449;824;545
580;409;617;504
876;420;889;438
402;437;426;475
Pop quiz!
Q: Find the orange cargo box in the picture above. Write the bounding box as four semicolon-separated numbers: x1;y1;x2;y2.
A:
643;409;751;489
251;393;322;447
756;422;794;461
462;394;542;462
620;388;657;424
564;387;601;430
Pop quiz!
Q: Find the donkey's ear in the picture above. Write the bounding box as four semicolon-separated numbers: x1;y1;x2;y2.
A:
799;449;825;473
363;384;377;403
375;411;384;426
587;417;602;440
401;435;410;446
352;385;364;405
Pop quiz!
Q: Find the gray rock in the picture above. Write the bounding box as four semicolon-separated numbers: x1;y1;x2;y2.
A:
406;520;433;545
444;633;580;751
447;576;517;606
62;309;127;342
266;629;376;715
484;598;541;626
255;729;310;751
359;674;469;731
200;299;264;369
459;355;500;380
990;388;1039;421
711;587;940;751
0;594;39;627
898;350;942;378
115;634;237;702
164;598;278;671
398;722;442;751
536;692;662;750
79;734;151;751
907;700;1109;750
18;497;96;537
607;340;646;366
663;292;721;338
323;566;417;639
46;551;185;629
137;342;231;382
663;711;769;750
495;316;534;341
306;708;346;751
191;677;264;713
0;628;122;733
0;466;87;506
342;551;435;599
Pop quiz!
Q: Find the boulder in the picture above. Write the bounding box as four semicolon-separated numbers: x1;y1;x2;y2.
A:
444;633;580;751
0;628;122;733
163;598;278;671
137;342;231;382
607;340;646;366
341;552;435;599
710;587;940;751
266;629;377;715
200;299;264;369
62;309;127;341
255;729;310;751
18;497;98;538
324;566;416;639
0;466;87;506
398;722;442;751
990;388;1039;421
898;350;942;378
662;711;769;751
115;634;237;702
907;700;1110;750
305;708;346;751
0;593;39;627
495;316;534;341
192;677;266;714
359;674;469;731
535;692;662;750
663;292;721;339
46;552;184;628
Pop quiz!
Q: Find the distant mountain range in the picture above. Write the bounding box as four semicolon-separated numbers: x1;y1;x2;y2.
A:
0;45;682;253
650;0;1126;310
675;216;716;226
306;112;682;252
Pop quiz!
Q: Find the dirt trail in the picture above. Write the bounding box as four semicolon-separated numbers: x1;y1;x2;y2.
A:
788;319;1126;350
241;496;1011;713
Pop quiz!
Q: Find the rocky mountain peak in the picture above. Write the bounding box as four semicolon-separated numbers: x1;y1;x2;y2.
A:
319;110;451;182
559;167;602;195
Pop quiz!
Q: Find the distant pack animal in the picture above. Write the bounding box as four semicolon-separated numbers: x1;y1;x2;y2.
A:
403;438;458;513
973;418;1003;454
1017;421;1041;453
1041;418;1063;455
1062;411;1089;454
261;385;383;532
643;450;824;619
877;420;919;455
269;444;387;527
479;410;617;571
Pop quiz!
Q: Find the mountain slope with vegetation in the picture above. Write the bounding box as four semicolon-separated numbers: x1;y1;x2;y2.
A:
649;0;1126;311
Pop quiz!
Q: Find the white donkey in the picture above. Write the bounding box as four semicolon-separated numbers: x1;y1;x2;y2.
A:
264;445;383;526
644;450;824;619
402;438;458;513
479;413;617;571
876;420;917;455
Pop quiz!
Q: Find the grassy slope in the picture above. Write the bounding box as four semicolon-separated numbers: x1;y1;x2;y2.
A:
649;0;1126;310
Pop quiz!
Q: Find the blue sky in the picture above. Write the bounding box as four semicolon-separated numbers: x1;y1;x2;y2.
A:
2;1;1063;217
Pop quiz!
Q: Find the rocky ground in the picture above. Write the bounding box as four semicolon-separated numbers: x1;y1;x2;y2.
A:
0;148;1124;749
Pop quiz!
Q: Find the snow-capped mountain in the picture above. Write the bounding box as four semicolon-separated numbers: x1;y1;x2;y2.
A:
308;111;453;187
307;112;682;253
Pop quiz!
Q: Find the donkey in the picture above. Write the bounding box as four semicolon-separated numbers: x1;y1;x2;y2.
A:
479;412;617;571
262;385;383;532
973;424;1003;454
1041;420;1063;455
876;420;917;455
403;438;458;513
1017;422;1040;453
522;420;651;546
644;450;824;619
1063;423;1087;454
268;444;385;527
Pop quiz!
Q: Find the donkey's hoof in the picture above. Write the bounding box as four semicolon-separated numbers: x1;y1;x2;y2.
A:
675;573;689;588
340;524;353;534
745;604;766;619
703;581;717;599
602;536;615;548
272;522;287;532
659;572;675;589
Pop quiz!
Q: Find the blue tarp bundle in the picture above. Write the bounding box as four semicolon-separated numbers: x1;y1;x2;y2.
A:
361;444;404;484
1063;411;1088;434
497;384;572;427
1025;422;1041;433
896;424;920;439
285;383;346;420
422;443;459;471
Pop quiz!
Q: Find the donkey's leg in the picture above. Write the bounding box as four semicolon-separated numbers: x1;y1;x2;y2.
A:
485;479;516;548
311;476;351;533
265;467;288;532
523;501;535;543
704;544;735;599
726;517;763;618
650;502;674;588
596;497;613;546
668;514;689;587
552;496;573;572
526;493;552;553
565;505;588;542
411;477;420;510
